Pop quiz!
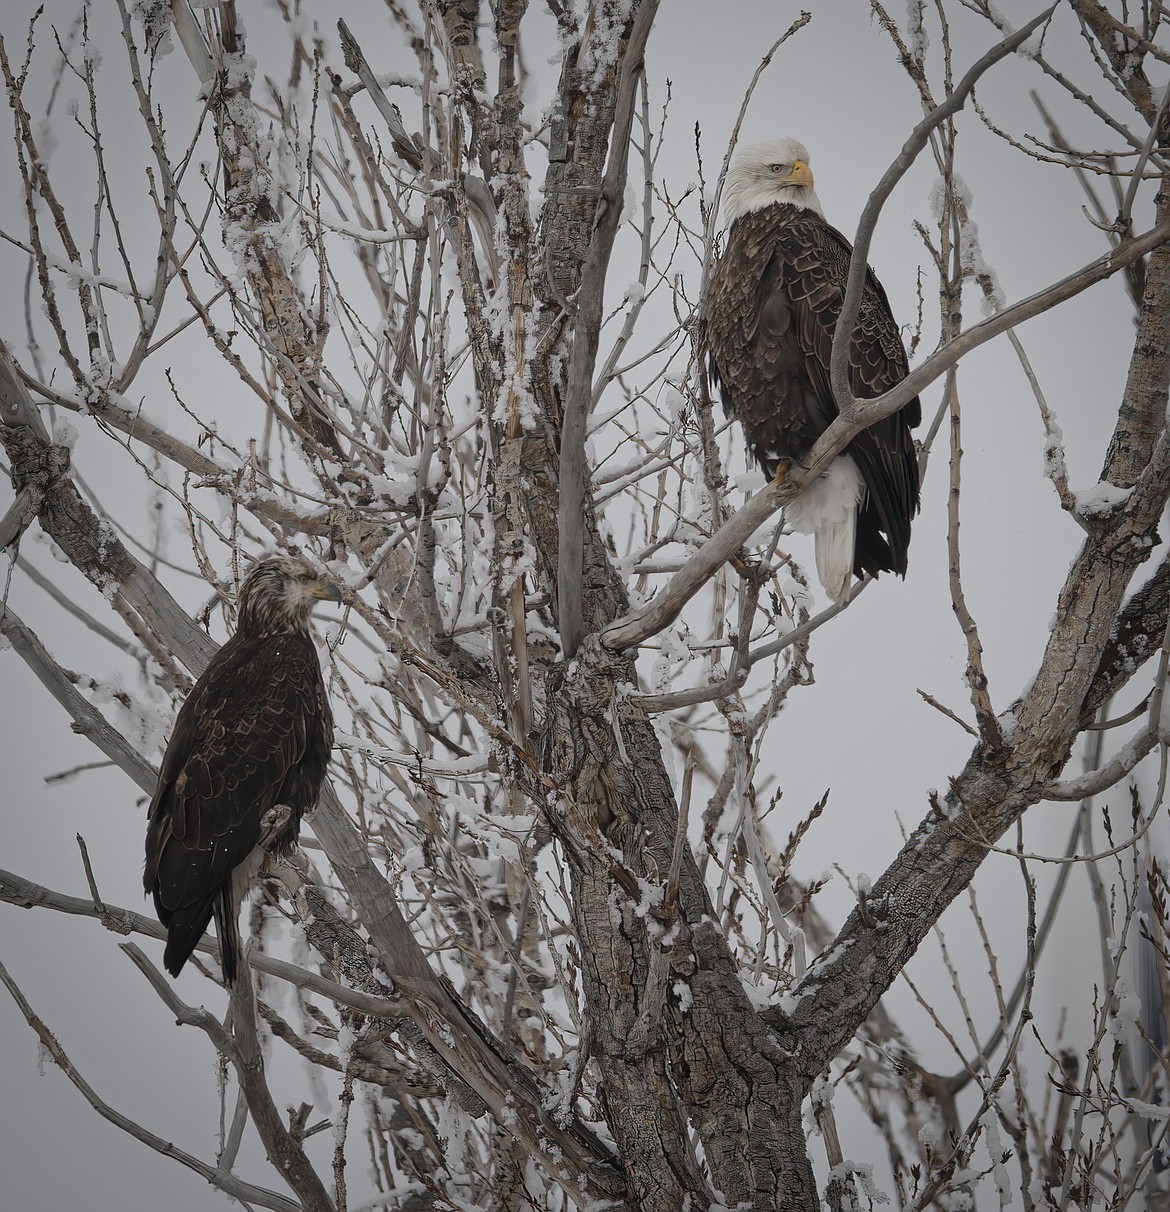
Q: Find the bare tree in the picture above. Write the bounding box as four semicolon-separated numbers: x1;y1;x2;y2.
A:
2;2;1169;1209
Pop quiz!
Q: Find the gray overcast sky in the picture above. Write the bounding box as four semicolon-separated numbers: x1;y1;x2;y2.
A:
0;2;1160;1208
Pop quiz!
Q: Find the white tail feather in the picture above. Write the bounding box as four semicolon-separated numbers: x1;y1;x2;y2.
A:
815;511;857;603
783;456;865;602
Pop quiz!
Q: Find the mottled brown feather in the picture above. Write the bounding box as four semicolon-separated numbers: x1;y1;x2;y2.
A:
144;561;334;983
705;203;920;578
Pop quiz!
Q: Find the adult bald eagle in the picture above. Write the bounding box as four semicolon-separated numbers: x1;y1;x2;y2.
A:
704;137;921;601
144;555;341;984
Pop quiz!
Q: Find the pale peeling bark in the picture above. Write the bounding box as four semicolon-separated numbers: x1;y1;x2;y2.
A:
203;7;342;458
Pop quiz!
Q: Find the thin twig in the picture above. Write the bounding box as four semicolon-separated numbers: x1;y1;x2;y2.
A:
0;954;300;1212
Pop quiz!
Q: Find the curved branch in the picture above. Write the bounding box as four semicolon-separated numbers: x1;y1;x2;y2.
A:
1041;725;1159;800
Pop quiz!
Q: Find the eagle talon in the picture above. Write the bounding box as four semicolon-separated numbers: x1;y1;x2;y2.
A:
772;458;792;487
260;804;294;850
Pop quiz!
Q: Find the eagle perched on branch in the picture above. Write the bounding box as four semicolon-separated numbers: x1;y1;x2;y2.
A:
704;138;921;601
144;555;341;984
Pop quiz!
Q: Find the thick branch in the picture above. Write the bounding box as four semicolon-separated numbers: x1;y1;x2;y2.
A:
1083;555;1169;722
557;0;658;657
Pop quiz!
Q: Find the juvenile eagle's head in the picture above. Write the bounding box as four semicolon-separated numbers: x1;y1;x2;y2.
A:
236;554;344;635
722;137;824;225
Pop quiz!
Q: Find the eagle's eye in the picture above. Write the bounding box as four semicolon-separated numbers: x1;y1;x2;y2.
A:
771;163;787;174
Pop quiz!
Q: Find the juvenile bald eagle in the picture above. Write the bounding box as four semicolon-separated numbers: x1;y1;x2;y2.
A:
144;555;341;984
704;137;921;601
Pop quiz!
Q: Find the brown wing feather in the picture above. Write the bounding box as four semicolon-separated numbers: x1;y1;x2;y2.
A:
705;203;920;578
144;631;332;979
789;218;920;575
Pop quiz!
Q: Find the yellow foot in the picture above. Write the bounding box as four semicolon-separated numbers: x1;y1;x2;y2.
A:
772;458;792;486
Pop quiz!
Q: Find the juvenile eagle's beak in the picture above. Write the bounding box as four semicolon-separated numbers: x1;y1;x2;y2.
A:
786;160;814;190
311;578;346;605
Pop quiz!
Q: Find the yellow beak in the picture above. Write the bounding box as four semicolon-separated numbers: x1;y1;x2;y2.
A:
786;160;814;190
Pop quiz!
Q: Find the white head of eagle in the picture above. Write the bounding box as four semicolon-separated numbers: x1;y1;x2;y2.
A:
705;137;921;602
144;554;342;984
722;137;825;224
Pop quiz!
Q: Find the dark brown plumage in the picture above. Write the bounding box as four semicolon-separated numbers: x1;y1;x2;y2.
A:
705;138;920;599
144;555;340;983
